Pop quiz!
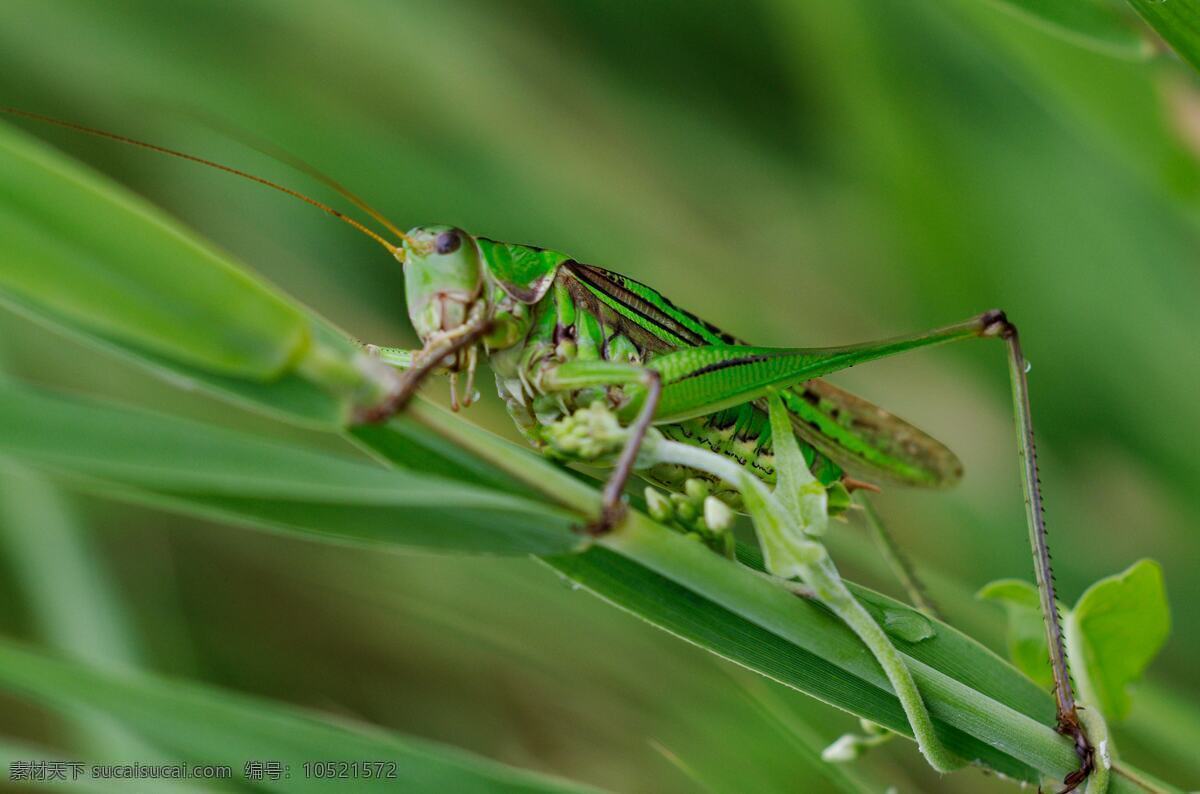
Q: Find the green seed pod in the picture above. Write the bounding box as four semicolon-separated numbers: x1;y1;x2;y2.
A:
644;487;673;522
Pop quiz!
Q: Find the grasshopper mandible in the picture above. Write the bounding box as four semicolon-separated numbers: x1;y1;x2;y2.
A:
2;107;1094;791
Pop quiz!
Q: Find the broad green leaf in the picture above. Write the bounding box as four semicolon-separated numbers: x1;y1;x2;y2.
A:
977;579;1055;689
0;639;600;794
1125;0;1200;73
981;0;1149;58
0;381;582;556
0;120;306;380
1067;559;1170;721
982;564;1172;724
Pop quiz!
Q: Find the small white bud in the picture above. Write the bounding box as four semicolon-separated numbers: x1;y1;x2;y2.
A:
821;734;862;763
703;496;734;533
645;488;672;522
684;478;710;501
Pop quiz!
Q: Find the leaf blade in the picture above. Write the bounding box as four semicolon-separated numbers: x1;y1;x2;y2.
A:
0;120;308;380
0;639;602;794
982;0;1150;59
1069;559;1170;721
0;380;583;557
1125;0;1200;73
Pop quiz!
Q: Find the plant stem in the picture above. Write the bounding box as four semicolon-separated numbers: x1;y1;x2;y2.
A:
647;436;960;773
801;551;962;772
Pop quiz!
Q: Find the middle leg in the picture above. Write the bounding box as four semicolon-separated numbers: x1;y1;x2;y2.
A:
540;360;662;533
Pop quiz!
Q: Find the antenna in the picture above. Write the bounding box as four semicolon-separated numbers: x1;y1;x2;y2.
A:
172;107;410;244
0;106;409;257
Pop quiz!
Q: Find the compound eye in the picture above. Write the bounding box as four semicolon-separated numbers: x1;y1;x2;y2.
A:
435;229;461;254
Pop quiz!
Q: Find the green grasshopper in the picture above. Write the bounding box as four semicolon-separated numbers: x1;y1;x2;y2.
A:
4;108;1095;790
376;227;1093;788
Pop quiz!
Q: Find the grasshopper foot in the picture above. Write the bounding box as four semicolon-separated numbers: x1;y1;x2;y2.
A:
582;502;628;536
354;372;423;424
1056;717;1094;794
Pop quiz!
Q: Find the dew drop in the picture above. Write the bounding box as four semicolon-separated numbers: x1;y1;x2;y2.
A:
882;609;935;643
1024;360;1032;373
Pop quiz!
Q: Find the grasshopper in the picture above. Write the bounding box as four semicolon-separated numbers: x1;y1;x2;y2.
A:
3;108;1095;790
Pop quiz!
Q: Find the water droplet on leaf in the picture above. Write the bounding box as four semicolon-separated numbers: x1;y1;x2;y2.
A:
882;609;935;642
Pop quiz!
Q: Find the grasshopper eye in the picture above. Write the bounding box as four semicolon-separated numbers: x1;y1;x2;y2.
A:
435;230;461;254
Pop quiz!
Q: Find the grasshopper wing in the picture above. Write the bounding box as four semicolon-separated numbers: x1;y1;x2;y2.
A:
563;261;962;488
780;380;962;488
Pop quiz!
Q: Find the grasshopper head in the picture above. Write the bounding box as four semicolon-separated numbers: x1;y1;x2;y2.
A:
399;225;484;343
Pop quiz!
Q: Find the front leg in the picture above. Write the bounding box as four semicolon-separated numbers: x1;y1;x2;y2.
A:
595;370;660;533
355;320;491;423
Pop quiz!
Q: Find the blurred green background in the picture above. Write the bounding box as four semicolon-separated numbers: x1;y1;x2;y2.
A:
1;1;1198;791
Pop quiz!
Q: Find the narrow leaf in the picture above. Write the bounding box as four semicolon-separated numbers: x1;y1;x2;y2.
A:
0;120;307;380
0;737;201;793
0;381;582;556
1;289;353;425
983;0;1149;59
0;639;601;794
357;398;1177;789
546;543;1064;783
0;124;396;427
0;463;151;760
1125;0;1200;73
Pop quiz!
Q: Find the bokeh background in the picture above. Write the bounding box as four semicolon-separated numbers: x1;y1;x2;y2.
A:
1;1;1198;791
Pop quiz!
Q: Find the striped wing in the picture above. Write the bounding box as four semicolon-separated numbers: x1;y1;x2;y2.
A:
564;261;962;488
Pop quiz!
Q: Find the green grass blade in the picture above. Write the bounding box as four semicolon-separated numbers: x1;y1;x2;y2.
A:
0;374;1115;785
0;120;307;380
1124;0;1200;73
979;0;1149;58
0;290;355;427
0;123;392;426
0;639;603;794
0;738;211;793
544;545;1048;782
0;464;141;674
363;405;1179;793
0;380;582;556
0;463;152;761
